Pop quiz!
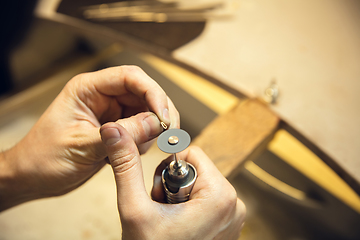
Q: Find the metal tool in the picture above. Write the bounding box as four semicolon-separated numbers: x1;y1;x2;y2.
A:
263;81;279;104
82;0;236;22
157;129;197;203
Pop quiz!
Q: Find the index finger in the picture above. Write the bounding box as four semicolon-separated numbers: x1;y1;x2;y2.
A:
86;65;171;126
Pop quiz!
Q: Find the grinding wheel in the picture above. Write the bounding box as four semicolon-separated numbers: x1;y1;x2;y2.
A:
157;129;191;154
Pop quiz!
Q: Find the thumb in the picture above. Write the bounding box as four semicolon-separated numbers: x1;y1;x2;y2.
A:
86;112;163;163
100;122;150;212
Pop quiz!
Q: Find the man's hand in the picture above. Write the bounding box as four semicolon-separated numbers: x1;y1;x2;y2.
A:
100;122;246;240
0;66;179;211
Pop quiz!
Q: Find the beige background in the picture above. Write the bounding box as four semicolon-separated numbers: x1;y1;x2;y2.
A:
174;0;360;183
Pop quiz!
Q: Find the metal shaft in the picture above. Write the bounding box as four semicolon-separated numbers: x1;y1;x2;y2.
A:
174;153;179;166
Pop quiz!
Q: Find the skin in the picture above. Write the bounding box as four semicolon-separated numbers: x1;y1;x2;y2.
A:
0;65;179;211
100;122;246;240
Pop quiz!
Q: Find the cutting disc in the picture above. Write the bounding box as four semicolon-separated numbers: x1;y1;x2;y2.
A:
157;129;191;154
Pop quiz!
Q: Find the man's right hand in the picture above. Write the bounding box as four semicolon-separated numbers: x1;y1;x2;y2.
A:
100;122;246;240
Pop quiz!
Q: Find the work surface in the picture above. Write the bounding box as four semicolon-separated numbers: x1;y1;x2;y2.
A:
173;0;360;185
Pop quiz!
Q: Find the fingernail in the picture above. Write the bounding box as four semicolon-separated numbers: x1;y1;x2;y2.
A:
162;108;170;125
101;127;121;146
143;114;161;138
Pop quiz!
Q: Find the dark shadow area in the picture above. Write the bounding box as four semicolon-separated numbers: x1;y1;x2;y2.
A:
0;0;37;95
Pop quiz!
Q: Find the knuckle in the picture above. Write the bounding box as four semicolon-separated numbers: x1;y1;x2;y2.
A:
75;72;89;79
220;185;238;212
214;184;238;227
64;72;90;93
236;198;247;221
111;150;139;175
70;72;89;85
211;186;241;234
188;145;202;154
122;65;143;74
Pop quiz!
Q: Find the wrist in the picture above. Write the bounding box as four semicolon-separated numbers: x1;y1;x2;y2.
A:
0;144;42;211
0;148;21;211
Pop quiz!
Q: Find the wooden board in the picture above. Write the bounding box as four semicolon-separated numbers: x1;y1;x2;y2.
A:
193;99;279;178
